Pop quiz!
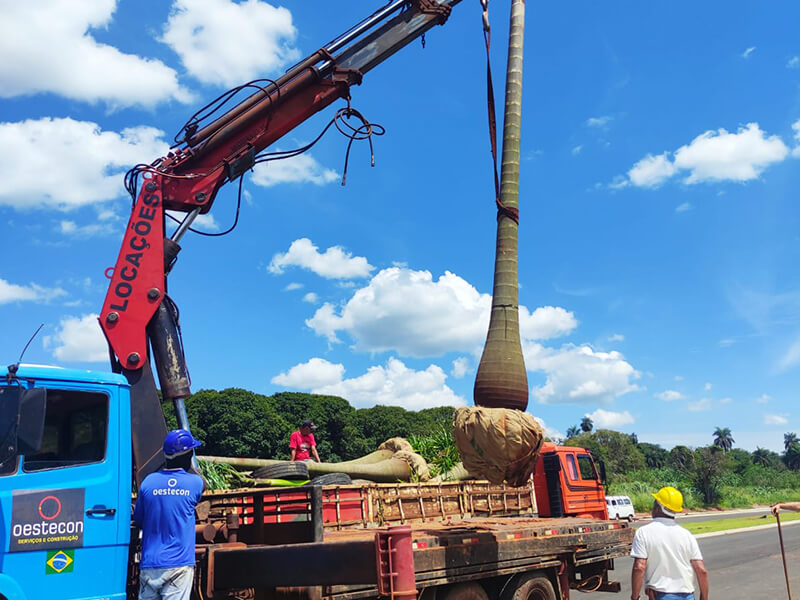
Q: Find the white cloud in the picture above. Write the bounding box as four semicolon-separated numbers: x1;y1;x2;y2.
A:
0;1;189;107
756;394;771;404
620;123;790;188
688;398;712;412
269;238;374;279
310;357;465;410
788;56;800;69
271;357;345;389
586;408;634;428
0;118;169;210
719;338;735;347
586;116;612;128
520;306;578;340
59;220;115;237
43;314;108;362
655;390;684;402
284;283;303;291
674;375;684;381
307;267;577;356
572;145;583;156
719;397;732;404
778;338;800;372
675;202;693;213
674;123;788;183
302;292;319;304
0;278;66;304
628;152;677;187
251;153;338;187
160;0;299;87
741;46;756;59
451;357;470;378
764;413;788;425
525;342;641;404
608;333;625;342
191;213;220;232
704;382;712;391
793;120;800;158
534;416;563;441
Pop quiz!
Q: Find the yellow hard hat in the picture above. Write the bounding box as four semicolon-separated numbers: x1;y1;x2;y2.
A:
652;486;683;514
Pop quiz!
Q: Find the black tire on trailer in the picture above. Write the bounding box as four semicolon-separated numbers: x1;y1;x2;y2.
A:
310;473;352;486
627;515;635;522
439;583;489;600
500;573;557;600
251;462;309;481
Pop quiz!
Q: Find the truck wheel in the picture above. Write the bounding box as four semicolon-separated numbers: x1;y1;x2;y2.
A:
251;462;310;481
500;574;557;600
440;583;489;600
310;473;352;486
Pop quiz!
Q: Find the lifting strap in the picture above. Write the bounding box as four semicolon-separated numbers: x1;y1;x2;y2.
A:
481;0;519;225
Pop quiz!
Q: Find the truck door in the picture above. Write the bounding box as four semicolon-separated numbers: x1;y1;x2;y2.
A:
0;386;128;600
559;451;608;519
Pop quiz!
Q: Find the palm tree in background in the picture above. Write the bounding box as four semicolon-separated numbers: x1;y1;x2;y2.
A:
566;425;580;438
712;427;734;452
784;432;798;452
751;447;772;467
580;417;594;433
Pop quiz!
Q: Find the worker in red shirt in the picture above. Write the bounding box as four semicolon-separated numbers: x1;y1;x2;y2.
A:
290;419;321;462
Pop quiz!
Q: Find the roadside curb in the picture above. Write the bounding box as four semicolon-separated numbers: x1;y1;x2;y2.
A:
694;518;800;539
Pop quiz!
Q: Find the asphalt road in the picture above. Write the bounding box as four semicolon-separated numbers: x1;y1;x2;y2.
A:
607;521;800;599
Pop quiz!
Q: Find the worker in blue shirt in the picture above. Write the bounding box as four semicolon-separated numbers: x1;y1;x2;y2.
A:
133;429;205;600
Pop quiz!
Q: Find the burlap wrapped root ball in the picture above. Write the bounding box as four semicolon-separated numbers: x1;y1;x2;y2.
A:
452;406;544;486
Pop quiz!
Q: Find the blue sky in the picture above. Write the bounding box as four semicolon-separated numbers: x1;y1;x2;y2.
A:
2;0;799;452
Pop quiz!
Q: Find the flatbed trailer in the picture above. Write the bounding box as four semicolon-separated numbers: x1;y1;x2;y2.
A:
187;482;633;600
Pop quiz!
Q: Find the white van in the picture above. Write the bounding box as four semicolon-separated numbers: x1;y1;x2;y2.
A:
606;495;635;521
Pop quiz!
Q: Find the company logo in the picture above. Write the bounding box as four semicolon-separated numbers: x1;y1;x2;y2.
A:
46;549;74;574
39;495;62;520
10;488;85;553
167;478;177;488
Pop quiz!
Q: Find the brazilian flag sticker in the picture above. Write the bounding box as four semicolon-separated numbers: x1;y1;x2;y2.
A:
46;550;74;574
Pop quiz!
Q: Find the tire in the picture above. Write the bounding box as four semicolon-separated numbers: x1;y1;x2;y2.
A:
627;514;635;522
310;473;352;486
439;583;489;600
500;574;557;600
251;462;309;481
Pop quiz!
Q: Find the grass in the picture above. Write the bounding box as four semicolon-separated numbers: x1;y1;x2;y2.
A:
682;511;800;535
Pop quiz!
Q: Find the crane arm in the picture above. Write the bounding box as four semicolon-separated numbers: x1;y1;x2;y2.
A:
97;0;462;483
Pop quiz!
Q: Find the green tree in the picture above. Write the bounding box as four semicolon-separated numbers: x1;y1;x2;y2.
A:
784;443;800;471
186;389;292;459
667;445;695;473
712;427;734;452
691;446;729;504
752;447;781;470
784;432;798;452
565;425;581;439
580;416;594;433
638;442;668;468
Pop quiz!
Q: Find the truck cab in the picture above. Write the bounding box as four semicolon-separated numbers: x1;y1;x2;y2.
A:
0;365;132;600
532;442;609;520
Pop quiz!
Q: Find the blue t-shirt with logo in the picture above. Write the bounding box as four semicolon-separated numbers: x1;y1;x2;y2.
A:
133;468;204;568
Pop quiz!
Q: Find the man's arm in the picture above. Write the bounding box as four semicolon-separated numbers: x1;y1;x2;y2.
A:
691;559;708;600
290;448;297;461
772;502;800;514
631;557;646;600
312;445;321;462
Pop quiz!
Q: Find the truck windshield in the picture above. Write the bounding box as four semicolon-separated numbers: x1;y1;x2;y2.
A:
22;389;108;472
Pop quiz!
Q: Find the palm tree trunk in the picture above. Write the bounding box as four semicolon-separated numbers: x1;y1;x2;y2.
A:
474;0;528;411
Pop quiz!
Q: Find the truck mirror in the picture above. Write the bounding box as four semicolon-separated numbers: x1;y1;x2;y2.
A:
0;386;21;466
598;459;607;485
18;388;46;454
